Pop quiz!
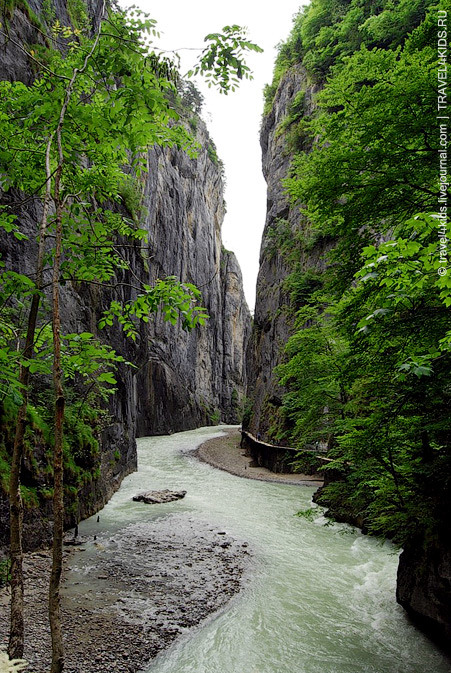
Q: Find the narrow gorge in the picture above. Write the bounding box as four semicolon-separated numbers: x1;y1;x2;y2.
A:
0;0;450;669
0;0;251;552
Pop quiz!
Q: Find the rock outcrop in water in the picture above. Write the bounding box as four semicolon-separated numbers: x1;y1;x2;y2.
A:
0;1;251;551
132;490;187;504
397;535;451;650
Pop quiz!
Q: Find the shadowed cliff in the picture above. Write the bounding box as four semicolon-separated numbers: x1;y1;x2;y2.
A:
0;0;251;550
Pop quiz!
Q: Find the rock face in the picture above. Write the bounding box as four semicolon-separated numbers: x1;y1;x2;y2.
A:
0;2;251;551
245;66;322;442
397;536;451;651
134;138;251;436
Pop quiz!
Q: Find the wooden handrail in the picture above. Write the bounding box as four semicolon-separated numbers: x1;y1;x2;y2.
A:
241;430;325;454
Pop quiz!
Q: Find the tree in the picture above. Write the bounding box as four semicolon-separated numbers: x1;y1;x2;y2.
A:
276;305;348;448
0;4;261;667
187;24;263;92
284;38;438;291
263;0;433;109
271;1;450;545
315;213;451;542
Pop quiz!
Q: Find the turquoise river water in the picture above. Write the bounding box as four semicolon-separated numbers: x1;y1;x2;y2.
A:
77;426;451;673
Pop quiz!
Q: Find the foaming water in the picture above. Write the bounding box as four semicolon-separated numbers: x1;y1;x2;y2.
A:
78;426;451;673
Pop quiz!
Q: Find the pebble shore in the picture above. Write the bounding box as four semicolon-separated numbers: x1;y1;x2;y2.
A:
0;428;318;672
195;428;323;487
0;514;251;673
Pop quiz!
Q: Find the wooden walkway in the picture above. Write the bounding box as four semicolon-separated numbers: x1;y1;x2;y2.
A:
241;430;328;455
240;430;327;474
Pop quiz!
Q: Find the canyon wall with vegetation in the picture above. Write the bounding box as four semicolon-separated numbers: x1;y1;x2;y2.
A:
247;0;451;650
0;0;251;551
245;65;325;444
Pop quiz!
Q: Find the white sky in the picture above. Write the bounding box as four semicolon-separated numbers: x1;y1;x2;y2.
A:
133;0;305;310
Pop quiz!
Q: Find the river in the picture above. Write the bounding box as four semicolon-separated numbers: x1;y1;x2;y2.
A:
76;426;451;673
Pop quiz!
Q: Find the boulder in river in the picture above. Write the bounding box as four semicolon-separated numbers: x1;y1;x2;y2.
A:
132;489;187;504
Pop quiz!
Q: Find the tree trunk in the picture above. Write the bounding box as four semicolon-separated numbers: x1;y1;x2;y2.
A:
48;225;64;672
48;382;64;673
8;139;53;659
8;293;40;660
49;143;65;673
47;20;105;668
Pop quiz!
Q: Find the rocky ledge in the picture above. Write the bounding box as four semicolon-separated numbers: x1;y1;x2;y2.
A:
0;513;252;673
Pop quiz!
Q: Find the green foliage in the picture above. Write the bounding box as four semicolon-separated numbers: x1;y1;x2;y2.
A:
296;506;322;521
0;391;103;508
241;397;253;428
265;219;294;261
270;1;450;545
118;175;145;224
207;140;220;165
283;268;323;308
1;0;47;33
277;90;306;134
188;25;263;93
0;6;261;579
0;7;218;414
292;450;323;475
275;91;315;153
0;268;36;404
63;404;99;472
66;0;89;31
0;558;11;587
209;409;221;424
20;485;38;507
100;277;209;339
277;306;348;448
284;45;437;247
178;80;205;116
264;0;432;111
0;4;260;370
199;397;221;425
41;0;56;26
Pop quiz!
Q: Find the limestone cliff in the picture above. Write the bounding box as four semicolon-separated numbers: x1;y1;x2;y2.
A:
246;66;323;442
0;1;251;550
135;136;250;436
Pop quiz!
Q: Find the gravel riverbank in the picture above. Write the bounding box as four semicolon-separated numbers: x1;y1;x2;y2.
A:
195;428;323;487
0;513;251;673
0;427;317;673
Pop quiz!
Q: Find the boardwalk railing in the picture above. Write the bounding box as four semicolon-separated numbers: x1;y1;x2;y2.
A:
240;430;326;474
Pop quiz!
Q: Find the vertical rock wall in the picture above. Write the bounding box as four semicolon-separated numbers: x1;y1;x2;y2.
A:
397;535;451;650
246;66;322;442
0;2;251;549
135;133;251;436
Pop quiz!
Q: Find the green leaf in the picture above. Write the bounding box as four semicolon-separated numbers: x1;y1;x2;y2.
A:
97;372;117;384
